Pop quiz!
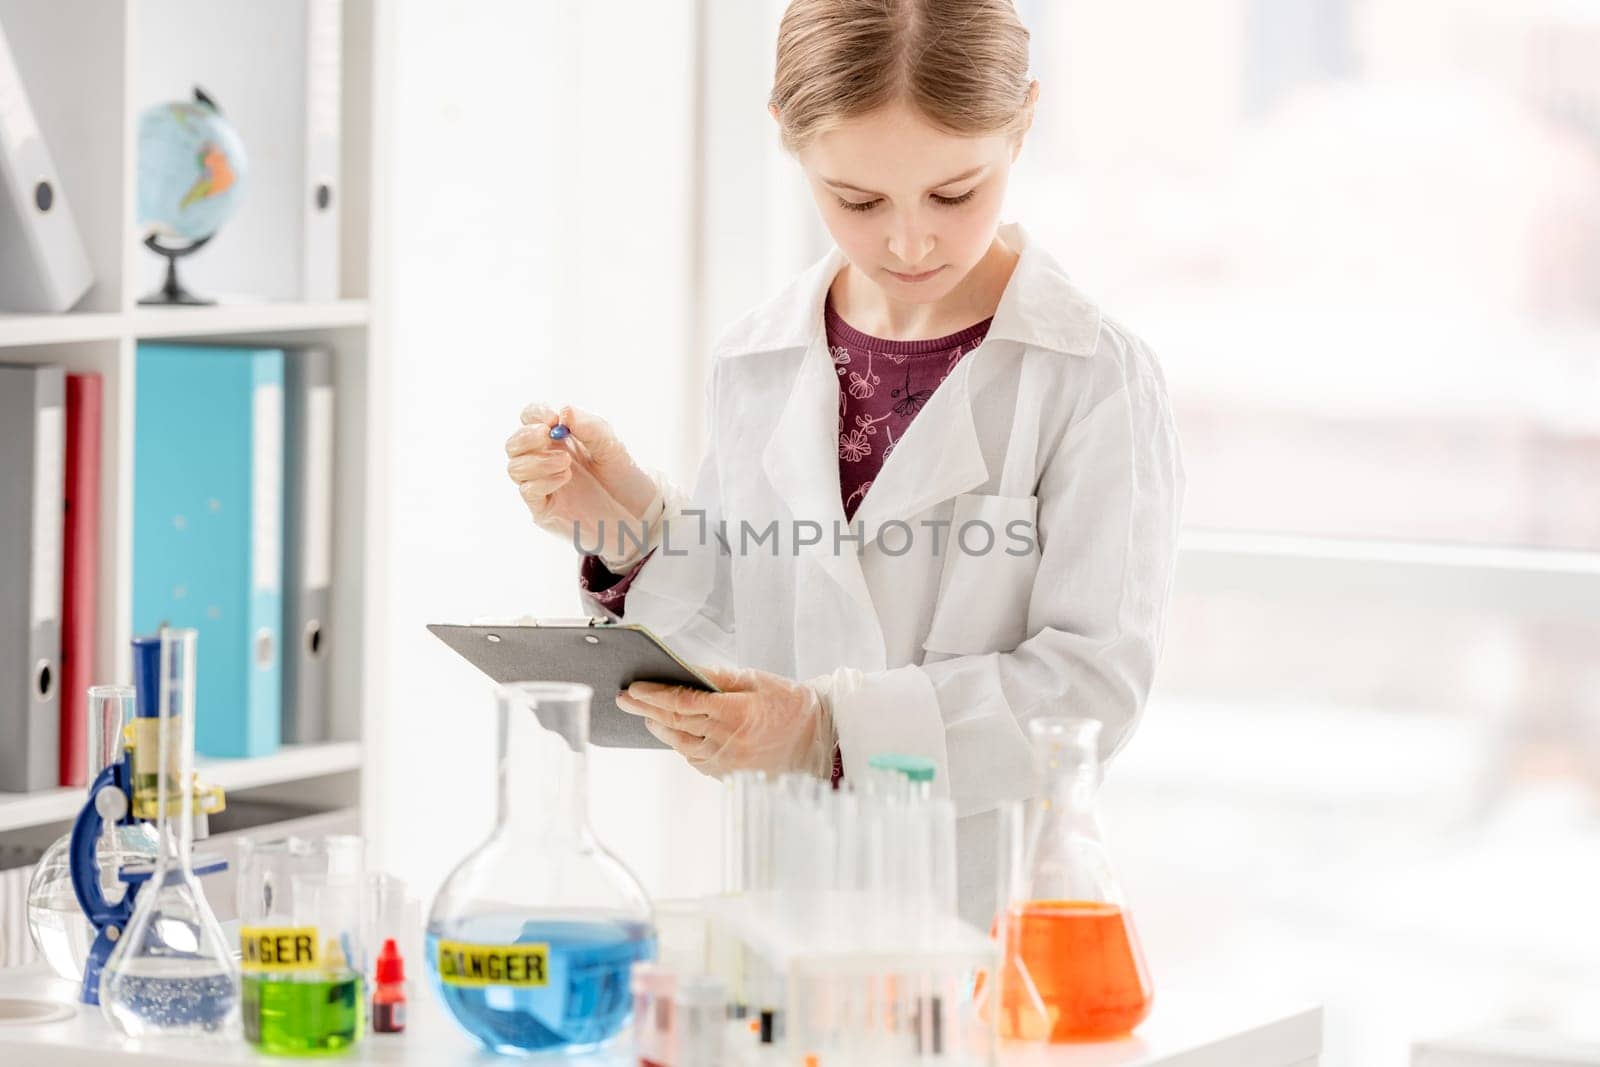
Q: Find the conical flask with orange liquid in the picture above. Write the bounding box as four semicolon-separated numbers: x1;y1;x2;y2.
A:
996;717;1152;1043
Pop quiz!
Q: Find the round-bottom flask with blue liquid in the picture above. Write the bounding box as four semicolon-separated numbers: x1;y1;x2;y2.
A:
427;682;655;1056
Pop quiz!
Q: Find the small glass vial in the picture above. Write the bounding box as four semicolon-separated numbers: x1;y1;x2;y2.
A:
372;939;407;1033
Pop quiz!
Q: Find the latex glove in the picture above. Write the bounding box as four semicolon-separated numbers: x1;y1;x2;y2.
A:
505;403;663;567
615;664;836;779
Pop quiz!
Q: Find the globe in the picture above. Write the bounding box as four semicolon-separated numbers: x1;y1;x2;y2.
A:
137;91;248;243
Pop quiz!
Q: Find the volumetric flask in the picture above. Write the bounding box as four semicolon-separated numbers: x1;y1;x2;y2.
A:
997;717;1152;1043
99;628;239;1037
426;682;655;1055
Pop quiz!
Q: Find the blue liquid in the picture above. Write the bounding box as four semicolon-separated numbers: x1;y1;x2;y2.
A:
426;915;654;1055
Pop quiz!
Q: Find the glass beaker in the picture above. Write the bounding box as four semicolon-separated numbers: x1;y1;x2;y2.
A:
237;836;367;1056
298;874;368;1052
426;682;656;1055
26;686;160;981
99;628;240;1036
997;717;1152;1043
239;838;308;1048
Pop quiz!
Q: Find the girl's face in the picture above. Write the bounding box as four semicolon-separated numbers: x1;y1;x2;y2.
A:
792;98;1026;306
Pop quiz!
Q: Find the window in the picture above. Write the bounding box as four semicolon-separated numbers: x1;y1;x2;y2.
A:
1007;3;1600;1060
1012;0;1600;549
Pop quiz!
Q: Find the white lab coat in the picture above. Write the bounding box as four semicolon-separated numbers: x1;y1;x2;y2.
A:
587;222;1185;925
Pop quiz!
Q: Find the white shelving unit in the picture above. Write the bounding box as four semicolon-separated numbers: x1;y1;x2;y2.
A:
0;743;365;837
0;0;390;883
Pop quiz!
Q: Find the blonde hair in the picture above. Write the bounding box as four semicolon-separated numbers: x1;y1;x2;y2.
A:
769;0;1034;154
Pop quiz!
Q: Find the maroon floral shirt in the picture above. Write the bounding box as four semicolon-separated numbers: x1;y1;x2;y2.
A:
827;296;991;521
582;299;994;779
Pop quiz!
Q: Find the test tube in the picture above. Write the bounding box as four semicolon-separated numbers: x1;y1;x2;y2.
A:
300;836;368;977
293;872;366;1050
652;969;678;1067
632;962;670;1067
673;976;727;1067
723;772;753;895
86;685;135;773
318;834;366;881
734;772;771;1019
756;971;784;1051
832;784;860;893
86;686;137;871
631;963;655;1063
365;872;407;959
776;771;820;806
929;797;958;918
725;770;771;895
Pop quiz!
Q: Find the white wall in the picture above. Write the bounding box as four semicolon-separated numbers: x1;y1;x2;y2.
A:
380;1;727;907
695;0;828;420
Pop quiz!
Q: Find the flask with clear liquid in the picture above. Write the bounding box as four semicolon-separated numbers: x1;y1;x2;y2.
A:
426;682;656;1055
26;685;160;981
997;717;1152;1043
98;628;240;1036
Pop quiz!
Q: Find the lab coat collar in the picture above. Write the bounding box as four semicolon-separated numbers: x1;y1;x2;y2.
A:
984;222;1104;357
750;222;1102;673
719;221;1103;360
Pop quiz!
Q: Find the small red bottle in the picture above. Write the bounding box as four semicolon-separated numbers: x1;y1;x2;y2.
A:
372;938;407;1033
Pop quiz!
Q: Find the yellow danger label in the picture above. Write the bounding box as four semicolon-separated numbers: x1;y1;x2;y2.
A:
240;927;321;973
436;940;549;988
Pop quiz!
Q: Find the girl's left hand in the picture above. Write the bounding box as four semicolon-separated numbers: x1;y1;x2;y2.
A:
616;665;834;779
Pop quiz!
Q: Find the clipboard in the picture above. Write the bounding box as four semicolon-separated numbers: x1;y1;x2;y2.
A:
426;620;720;749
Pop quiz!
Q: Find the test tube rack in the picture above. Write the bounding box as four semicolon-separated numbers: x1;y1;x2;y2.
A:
709;771;999;1067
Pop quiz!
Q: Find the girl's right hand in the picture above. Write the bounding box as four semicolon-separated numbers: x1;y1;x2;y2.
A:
505;404;660;561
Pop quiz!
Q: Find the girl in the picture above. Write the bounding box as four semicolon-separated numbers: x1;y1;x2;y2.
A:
504;0;1184;924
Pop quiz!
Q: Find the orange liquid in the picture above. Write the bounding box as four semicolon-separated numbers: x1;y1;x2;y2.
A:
1000;900;1152;1042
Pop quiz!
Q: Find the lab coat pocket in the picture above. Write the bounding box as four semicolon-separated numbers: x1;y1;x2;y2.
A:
922;493;1040;657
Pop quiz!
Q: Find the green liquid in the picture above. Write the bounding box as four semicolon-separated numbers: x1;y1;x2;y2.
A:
242;974;364;1056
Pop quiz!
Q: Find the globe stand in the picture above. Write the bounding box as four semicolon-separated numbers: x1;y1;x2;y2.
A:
138;234;214;306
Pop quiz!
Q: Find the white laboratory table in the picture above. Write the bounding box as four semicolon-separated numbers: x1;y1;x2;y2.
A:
0;965;1321;1066
1412;1030;1600;1066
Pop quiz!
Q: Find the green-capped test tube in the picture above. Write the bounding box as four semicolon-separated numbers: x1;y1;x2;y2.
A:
867;752;937;800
